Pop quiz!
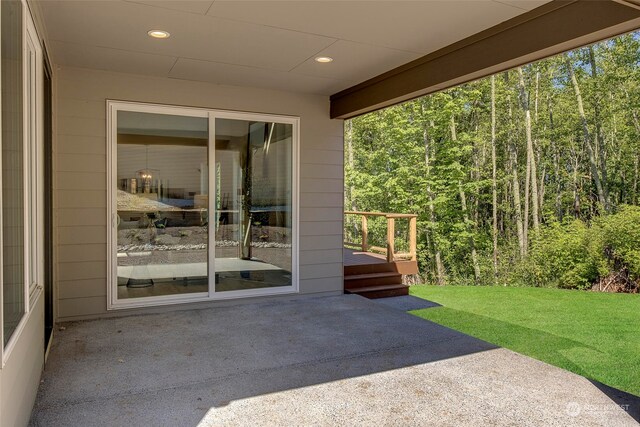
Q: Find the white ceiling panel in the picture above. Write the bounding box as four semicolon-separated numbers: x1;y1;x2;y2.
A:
494;0;550;11
124;0;215;15
169;58;351;95
207;1;539;54
49;40;178;76
291;40;421;81
39;1;336;71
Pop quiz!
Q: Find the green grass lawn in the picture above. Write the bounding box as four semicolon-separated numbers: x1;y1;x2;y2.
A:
409;285;640;396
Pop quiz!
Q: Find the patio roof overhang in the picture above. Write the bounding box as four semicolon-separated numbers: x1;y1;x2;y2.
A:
32;1;640;120
330;0;640;119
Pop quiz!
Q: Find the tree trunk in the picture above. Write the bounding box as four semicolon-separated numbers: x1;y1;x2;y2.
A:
534;69;540;123
459;180;481;284
472;123;481;226
566;55;608;211
625;89;640;205
572;149;581;218
634;156;639;206
451;115;481;283
512;148;526;257
523;124;530;247
491;76;498;279
507;88;526;257
548;92;562;220
345;120;357;212
345;120;360;243
518;67;540;234
588;46;610;207
625;89;640;135
423;122;446;285
539;163;546;221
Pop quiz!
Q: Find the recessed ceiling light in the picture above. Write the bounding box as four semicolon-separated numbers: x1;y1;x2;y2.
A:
315;56;333;63
147;29;170;39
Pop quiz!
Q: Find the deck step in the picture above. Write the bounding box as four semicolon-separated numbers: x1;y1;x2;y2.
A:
344;260;418;276
345;283;409;299
344;272;401;281
344;271;402;288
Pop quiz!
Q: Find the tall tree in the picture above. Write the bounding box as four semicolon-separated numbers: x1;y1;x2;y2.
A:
423;122;446;285
450;114;480;283
566;54;609;212
491;75;498;278
345;120;357;212
518;67;540;239
506;83;526;257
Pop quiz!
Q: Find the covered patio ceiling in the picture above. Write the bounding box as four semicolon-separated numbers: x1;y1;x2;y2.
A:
32;0;640;118
34;1;550;93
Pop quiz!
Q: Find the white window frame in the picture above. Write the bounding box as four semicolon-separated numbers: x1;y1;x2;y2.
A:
0;0;4;364
0;0;44;365
25;11;43;306
107;100;299;310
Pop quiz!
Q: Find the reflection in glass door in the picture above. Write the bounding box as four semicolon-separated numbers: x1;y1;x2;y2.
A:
214;118;293;292
115;110;209;299
109;103;297;307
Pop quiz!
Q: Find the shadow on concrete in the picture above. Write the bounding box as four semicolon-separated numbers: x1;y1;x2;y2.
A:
373;294;441;311
29;295;636;426
411;306;640;421
30;295;496;426
589;380;640;423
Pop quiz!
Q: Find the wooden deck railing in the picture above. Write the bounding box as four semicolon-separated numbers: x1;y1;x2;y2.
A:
344;211;417;262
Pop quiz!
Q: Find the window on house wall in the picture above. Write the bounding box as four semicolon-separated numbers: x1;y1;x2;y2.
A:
1;0;44;351
1;0;25;347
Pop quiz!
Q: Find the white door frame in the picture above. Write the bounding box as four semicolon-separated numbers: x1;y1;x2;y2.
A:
106;100;299;310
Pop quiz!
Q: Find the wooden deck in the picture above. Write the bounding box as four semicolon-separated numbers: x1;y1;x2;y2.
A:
343;211;419;298
343;253;418;298
343;248;387;266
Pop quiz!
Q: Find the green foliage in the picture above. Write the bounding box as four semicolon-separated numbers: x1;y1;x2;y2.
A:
513;206;640;289
516;220;598;289
592;205;640;280
345;31;640;289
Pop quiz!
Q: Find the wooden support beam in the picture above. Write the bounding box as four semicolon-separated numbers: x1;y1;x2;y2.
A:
331;0;640;119
409;216;417;261
345;210;417;218
361;215;368;252
386;217;395;262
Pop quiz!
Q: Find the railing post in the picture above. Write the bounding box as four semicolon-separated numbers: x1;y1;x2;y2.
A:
409;216;417;261
361;214;368;252
386;216;395;262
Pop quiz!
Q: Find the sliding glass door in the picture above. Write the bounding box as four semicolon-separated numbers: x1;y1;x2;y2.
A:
108;102;297;308
114;109;209;301
213;117;293;294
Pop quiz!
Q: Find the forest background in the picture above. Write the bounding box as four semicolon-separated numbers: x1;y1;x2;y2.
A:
344;31;640;291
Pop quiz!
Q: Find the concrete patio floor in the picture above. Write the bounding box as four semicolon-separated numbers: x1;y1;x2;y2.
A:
30;295;637;426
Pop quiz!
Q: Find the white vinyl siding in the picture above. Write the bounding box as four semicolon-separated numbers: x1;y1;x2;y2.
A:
55;66;344;320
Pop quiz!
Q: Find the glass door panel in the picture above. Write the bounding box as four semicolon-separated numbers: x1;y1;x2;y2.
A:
214;118;293;292
116;111;209;299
